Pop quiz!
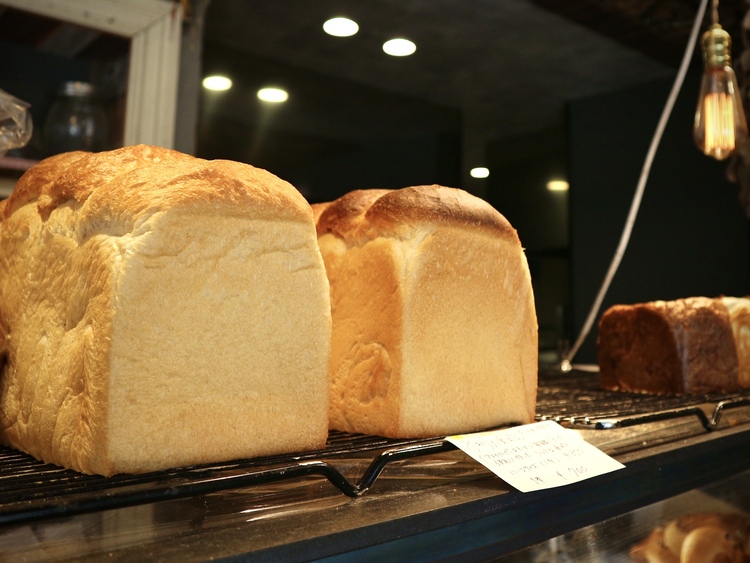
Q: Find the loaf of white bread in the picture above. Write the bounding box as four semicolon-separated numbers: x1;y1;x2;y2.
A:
598;296;750;395
0;145;331;476
313;186;538;438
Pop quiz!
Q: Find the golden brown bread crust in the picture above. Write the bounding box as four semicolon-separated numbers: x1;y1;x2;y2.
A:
316;186;538;438
316;185;519;244
3;150;90;219
0;145;330;475
366;185;518;234
5;145;313;225
630;526;680;563
315;188;391;240
598;297;746;395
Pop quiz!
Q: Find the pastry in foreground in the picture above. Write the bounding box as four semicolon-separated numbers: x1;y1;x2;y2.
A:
598;296;750;395
630;512;750;562
0;145;331;476
313;185;538;438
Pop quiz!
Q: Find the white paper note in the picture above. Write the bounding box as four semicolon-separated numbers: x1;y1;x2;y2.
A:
447;420;625;493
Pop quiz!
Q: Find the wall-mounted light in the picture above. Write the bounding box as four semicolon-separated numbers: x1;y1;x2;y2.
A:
546;180;569;192
257;87;289;103
693;0;748;160
202;75;232;91
470;167;490;178
323;17;359;37
383;38;416;57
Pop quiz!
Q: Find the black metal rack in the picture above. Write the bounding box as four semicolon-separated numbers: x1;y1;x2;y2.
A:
535;369;750;430
1;370;749;528
0;431;459;526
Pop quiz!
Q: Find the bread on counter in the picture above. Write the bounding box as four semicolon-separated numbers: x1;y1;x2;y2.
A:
0;145;331;476
630;512;750;562
313;186;538;438
598;296;750;395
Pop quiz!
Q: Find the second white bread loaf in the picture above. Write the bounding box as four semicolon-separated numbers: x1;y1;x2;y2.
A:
314;186;538;438
0;145;331;476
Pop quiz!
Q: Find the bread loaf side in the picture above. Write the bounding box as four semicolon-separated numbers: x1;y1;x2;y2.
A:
0;145;331;475
314;186;538;438
598;296;750;395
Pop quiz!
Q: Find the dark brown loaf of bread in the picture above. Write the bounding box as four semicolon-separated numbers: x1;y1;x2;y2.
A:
598;296;750;395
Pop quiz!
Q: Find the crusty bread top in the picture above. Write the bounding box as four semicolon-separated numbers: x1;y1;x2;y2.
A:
315;185;519;245
311;200;334;224
5;150;90;218
314;189;391;239
5;145;312;224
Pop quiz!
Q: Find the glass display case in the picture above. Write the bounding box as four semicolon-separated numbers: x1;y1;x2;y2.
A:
508;474;750;562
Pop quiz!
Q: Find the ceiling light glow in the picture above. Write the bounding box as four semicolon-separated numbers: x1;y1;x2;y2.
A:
383;38;416;57
547;180;569;192
470;167;490;179
323;17;359;37
257;87;289;103
202;75;232;91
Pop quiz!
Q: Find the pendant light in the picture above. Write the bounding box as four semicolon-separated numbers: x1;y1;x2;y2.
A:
693;0;748;160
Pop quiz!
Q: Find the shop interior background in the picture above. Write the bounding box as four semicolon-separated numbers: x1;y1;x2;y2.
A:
1;0;748;363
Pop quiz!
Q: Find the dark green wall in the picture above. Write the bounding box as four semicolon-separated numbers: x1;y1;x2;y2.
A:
569;72;750;363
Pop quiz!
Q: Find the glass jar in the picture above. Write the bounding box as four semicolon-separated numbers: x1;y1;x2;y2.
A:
42;81;109;155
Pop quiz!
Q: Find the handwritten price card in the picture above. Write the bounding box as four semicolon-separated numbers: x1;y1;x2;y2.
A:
447;420;625;493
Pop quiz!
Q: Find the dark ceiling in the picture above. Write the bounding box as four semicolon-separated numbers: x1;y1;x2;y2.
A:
2;0;747;195
202;0;673;143
197;0;745;192
535;0;743;67
200;0;746;131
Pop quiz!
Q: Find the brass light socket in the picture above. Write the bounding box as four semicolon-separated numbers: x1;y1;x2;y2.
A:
701;24;732;68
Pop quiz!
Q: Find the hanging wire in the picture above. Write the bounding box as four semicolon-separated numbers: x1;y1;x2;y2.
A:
562;0;711;369
711;0;719;27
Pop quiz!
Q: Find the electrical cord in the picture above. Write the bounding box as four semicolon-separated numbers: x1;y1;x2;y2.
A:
562;0;711;369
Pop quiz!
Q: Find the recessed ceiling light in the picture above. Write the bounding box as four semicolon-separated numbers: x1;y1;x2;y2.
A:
323;17;359;37
383;38;416;57
547;180;569;191
470;167;490;179
257;87;289;103
202;75;232;91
